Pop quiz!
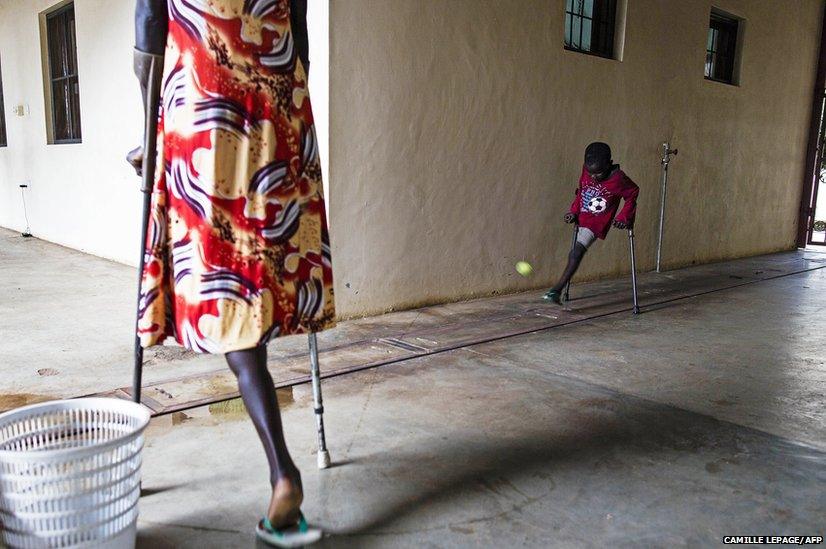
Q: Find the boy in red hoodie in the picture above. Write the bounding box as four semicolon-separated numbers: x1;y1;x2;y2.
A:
544;142;639;304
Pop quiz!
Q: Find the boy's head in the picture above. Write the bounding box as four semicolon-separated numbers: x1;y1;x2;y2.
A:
584;142;612;180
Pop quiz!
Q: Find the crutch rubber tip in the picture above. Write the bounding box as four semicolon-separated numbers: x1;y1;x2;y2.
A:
317;450;331;469
633;307;640;315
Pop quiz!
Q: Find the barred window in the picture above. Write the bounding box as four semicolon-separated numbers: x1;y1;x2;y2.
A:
564;0;617;59
46;3;82;143
705;11;739;84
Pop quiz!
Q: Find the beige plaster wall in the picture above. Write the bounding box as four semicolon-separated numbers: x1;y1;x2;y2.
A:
329;0;824;317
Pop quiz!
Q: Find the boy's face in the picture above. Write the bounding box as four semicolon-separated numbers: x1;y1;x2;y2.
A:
585;159;612;181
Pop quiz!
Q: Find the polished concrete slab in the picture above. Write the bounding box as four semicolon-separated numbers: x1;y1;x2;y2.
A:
0;229;225;408
137;350;824;547
3;226;825;413
473;269;826;451
2;229;825;546
135;268;826;547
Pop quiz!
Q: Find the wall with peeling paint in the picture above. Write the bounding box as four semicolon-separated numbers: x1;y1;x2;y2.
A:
328;0;823;317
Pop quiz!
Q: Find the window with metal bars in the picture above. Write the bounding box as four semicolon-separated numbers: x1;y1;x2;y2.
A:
564;0;617;59
46;3;82;144
0;55;7;147
705;11;739;84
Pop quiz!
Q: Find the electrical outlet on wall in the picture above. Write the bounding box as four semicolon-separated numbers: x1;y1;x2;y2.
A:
13;104;30;117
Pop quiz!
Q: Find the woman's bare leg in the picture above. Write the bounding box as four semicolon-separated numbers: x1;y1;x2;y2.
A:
226;345;303;527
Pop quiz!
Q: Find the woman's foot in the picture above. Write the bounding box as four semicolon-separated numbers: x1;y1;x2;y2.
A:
266;473;304;529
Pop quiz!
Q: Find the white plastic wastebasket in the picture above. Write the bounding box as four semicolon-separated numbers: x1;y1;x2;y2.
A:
0;398;151;548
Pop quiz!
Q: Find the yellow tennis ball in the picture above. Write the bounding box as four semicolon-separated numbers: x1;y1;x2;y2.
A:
515;261;533;277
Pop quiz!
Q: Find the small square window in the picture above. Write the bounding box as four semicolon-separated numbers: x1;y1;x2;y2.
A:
45;3;82;144
705;10;740;85
565;0;618;59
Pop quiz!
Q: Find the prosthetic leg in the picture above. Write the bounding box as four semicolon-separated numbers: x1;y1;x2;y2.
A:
132;49;164;405
628;228;640;314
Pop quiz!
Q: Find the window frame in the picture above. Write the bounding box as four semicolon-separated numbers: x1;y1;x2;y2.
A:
705;10;740;85
45;2;82;144
0;55;7;148
564;0;618;60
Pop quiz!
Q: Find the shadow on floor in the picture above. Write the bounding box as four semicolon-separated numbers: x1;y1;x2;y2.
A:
318;391;823;542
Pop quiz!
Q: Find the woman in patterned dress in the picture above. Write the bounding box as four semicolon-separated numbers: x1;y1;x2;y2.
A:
132;0;334;538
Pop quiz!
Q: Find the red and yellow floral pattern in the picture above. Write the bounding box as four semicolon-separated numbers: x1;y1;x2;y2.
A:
139;0;335;353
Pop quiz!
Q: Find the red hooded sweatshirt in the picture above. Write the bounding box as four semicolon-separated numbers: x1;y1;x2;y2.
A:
569;165;639;239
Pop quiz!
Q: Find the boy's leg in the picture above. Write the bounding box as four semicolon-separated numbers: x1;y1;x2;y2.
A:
551;243;588;292
544;228;595;303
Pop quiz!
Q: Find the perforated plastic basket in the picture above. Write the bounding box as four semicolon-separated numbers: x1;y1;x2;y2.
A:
0;398;150;548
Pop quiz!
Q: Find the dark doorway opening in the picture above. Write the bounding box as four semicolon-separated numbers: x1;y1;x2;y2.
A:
798;12;826;247
807;93;826;246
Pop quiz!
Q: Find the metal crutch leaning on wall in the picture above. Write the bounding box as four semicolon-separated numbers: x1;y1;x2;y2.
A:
656;142;678;273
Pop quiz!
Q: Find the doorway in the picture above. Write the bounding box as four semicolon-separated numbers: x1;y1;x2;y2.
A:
799;11;826;247
806;93;826;246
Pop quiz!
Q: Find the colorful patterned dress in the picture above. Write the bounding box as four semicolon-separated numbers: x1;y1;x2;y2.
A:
138;0;335;354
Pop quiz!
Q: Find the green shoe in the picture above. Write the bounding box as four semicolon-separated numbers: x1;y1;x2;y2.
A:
256;513;322;547
543;289;562;304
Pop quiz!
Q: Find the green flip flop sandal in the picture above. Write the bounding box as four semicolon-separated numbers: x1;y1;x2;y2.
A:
255;513;322;547
542;289;562;305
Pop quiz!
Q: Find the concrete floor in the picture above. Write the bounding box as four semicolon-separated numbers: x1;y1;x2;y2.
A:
135;270;825;547
2;229;825;546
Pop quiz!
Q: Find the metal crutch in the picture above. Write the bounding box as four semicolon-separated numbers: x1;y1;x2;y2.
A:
656;142;678;273
132;52;165;405
308;333;331;469
563;224;578;302
628;228;640;314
